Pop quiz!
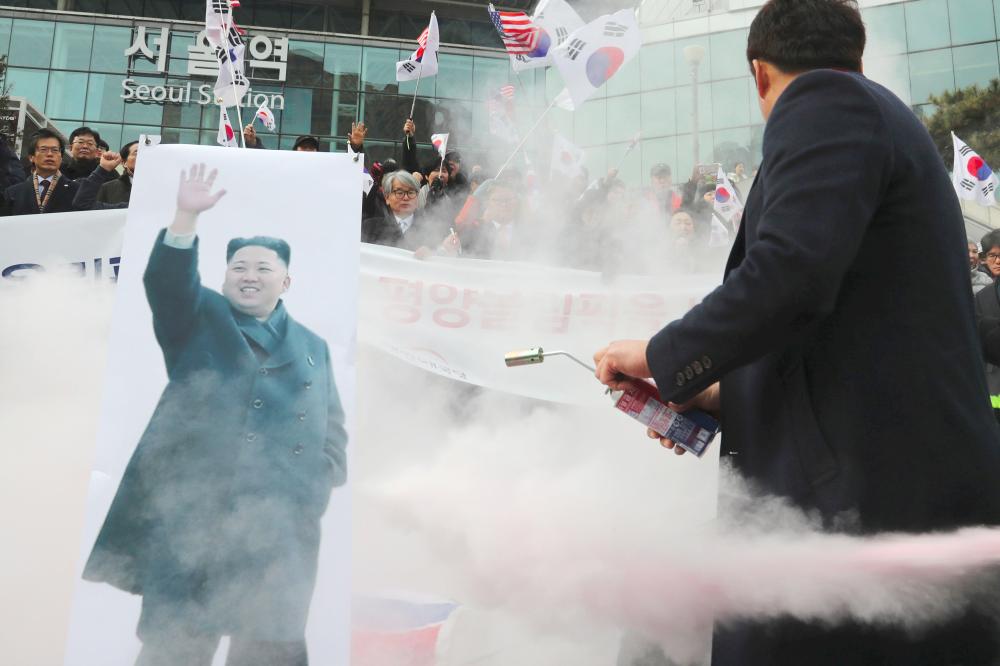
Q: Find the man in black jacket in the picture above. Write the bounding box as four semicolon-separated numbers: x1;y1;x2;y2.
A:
97;140;138;206
595;1;1000;664
60;126;103;180
6;129;119;216
362;170;449;252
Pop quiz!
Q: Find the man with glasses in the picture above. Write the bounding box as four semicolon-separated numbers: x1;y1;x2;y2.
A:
975;230;1000;423
970;238;992;294
361;170;448;251
61;127;104;180
5;129;120;216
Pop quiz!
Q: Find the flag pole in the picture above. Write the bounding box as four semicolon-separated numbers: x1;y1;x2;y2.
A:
611;134;640;173
495;96;557;180
219;13;246;148
406;62;425;151
576;136;640;202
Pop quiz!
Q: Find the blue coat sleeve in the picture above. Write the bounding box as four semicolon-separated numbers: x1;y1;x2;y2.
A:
646;71;893;404
143;229;205;360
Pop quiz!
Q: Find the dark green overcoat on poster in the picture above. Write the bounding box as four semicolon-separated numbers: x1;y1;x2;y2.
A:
83;230;348;641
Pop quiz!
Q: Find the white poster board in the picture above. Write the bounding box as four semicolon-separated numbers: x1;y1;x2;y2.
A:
62;144;361;665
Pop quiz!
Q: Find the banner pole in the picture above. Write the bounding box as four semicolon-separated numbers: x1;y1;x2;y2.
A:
495;96;556;180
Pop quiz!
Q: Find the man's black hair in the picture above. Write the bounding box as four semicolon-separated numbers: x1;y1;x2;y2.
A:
293;135;320;150
29;128;65;155
69;126;102;144
97;138;110;151
747;0;865;74
119;140;139;162
227;236;291;267
981;230;1000;254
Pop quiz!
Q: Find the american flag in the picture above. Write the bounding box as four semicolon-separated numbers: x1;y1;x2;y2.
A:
414;25;430;60
499;84;515;99
488;3;541;55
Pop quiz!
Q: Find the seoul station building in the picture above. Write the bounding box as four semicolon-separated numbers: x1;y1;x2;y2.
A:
1;0;999;186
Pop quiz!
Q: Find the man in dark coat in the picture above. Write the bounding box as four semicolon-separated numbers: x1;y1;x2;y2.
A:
83;164;348;666
6;129;119;215
362;170;449;251
98;140;138;206
595;1;1000;664
60;126;103;180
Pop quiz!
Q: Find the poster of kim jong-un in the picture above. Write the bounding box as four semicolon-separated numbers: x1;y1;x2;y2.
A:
64;144;360;666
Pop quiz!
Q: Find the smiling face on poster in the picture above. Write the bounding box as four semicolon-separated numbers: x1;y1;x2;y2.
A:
63;144;361;666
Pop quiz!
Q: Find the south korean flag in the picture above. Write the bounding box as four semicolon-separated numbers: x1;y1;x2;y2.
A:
214;40;248;107
397;12;440;82
953;132;999;207
550;8;641;110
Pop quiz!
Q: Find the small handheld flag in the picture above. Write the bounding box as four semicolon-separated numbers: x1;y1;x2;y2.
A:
714;166;743;218
431;133;449;159
255;101;276;131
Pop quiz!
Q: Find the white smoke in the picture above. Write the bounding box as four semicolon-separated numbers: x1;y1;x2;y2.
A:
354;349;1000;664
5;271;1000;666
0;275;115;666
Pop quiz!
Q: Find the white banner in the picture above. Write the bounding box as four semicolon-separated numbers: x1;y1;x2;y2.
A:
0;210;719;405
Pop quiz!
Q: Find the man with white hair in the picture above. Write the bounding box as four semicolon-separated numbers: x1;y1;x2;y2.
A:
361;170;449;251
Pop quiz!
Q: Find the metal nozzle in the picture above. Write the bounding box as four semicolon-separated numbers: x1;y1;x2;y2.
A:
504;347;596;373
505;347;546;367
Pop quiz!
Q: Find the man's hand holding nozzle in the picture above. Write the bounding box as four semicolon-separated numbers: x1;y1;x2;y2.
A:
171;163;227;235
593;340;651;391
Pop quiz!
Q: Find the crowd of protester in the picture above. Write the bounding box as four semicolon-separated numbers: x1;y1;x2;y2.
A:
9;120;1000;419
0;126;137;216
0;121;754;278
346;118;751;276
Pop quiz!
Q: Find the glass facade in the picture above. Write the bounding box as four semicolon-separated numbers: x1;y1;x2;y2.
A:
0;8;537;168
552;0;1000;186
3;0;1000;186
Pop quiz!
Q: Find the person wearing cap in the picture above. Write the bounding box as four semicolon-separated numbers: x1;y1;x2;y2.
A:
293;136;320;152
647;163;682;214
443;149;470;198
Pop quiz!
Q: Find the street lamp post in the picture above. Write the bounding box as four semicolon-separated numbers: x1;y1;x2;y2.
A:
683;44;706;171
